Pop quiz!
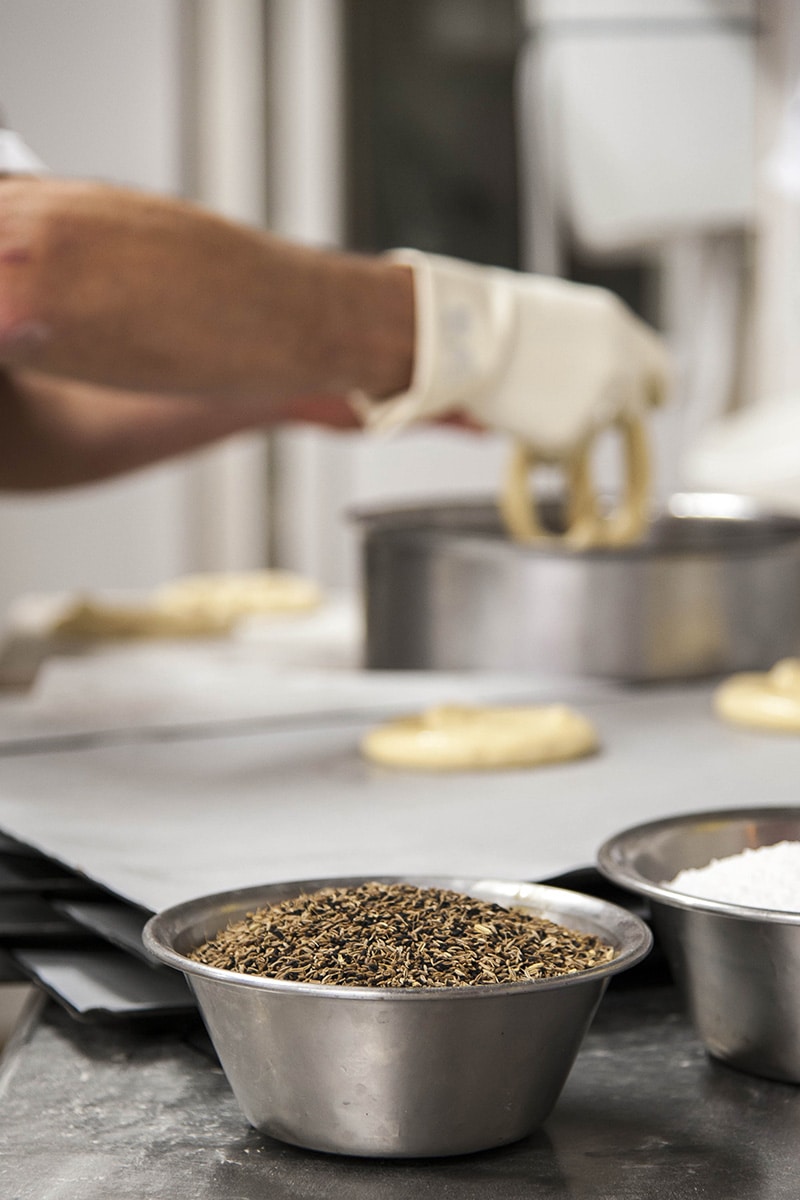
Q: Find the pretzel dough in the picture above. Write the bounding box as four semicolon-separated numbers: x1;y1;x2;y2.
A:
360;703;599;771
154;570;321;623
51;571;321;640
51;598;231;639
714;659;800;732
500;414;651;549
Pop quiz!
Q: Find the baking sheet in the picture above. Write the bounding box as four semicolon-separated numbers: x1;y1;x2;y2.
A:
0;947;26;983
0;895;83;941
0;590;365;691
0;855;96;895
0;647;610;745
53;899;154;963
0;683;797;914
12;947;193;1019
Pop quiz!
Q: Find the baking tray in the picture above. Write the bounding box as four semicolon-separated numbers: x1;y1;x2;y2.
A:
0;841;190;1020
0;895;85;942
53;898;154;963
0;681;796;1020
0;856;96;895
12;946;194;1021
0;684;797;915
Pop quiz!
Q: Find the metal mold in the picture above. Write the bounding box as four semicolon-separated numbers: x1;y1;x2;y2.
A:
353;493;800;681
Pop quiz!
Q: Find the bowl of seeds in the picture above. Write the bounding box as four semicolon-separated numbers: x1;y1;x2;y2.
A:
598;806;800;1083
143;874;651;1157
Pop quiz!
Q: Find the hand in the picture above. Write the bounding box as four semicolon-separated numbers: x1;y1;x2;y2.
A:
357;251;669;460
281;392;484;433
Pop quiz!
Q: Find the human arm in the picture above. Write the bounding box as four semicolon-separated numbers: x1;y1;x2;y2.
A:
0;175;668;493
0;369;366;490
0;176;414;407
0;175;418;490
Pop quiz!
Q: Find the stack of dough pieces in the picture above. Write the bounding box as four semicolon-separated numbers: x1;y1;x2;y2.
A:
50;570;321;640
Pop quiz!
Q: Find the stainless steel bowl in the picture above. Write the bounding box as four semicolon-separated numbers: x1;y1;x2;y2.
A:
598;807;800;1083
143;875;651;1157
352;492;800;680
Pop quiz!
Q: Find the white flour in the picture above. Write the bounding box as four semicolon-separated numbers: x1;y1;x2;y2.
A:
667;840;800;912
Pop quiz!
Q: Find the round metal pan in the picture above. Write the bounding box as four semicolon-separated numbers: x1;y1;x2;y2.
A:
352;492;800;681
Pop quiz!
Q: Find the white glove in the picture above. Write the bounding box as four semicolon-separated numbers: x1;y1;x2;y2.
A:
356;250;669;460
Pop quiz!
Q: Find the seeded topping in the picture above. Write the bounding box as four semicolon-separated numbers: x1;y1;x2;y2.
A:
189;881;615;987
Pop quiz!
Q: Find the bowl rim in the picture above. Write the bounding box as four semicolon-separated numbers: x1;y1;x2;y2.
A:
142;875;653;1000
597;805;800;923
349;491;800;562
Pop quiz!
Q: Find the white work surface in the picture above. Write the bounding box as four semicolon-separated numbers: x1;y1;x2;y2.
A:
0;641;796;914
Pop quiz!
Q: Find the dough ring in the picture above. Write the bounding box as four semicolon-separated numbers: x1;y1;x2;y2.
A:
499;413;652;549
360;703;599;771
714;658;800;732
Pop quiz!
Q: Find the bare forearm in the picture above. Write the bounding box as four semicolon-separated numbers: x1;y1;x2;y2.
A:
0;178;413;408
0;369;281;490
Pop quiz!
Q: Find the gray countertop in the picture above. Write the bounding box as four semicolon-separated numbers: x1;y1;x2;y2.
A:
1;983;798;1200
1;649;799;1195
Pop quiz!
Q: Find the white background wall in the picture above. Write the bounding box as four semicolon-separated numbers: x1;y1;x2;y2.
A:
0;0;795;613
265;0;517;589
0;0;185;617
0;0;512;611
0;0;199;622
0;0;270;626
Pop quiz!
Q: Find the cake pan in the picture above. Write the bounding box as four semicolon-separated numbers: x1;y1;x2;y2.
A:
353;492;800;681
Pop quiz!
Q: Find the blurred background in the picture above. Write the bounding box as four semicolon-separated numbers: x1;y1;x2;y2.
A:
0;0;797;613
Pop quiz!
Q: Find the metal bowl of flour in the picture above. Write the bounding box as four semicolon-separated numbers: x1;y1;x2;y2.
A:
143;874;651;1157
598;807;800;1083
353;492;800;681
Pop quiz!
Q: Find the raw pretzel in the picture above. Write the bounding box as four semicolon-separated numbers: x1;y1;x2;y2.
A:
499;413;651;549
360;703;599;771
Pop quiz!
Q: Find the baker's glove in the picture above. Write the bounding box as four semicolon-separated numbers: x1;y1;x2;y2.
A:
355;250;669;459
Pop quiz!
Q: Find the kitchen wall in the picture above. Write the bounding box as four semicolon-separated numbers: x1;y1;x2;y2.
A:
1;0;498;610
1;0;795;612
266;0;769;589
267;0;531;590
0;0;269;626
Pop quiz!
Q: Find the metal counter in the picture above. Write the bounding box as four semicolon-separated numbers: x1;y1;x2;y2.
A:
1;983;798;1199
0;650;798;1194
